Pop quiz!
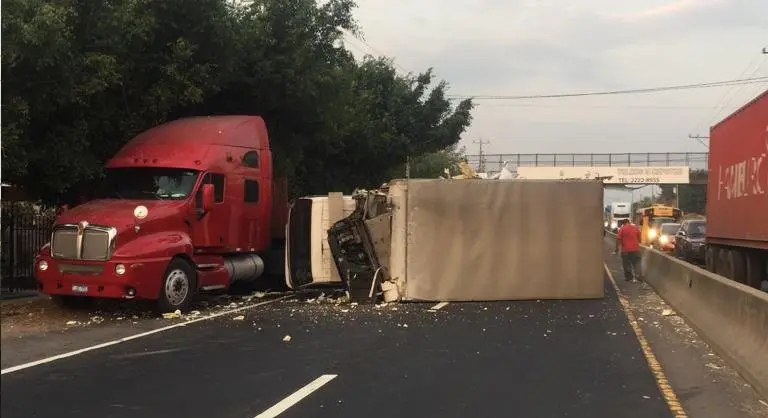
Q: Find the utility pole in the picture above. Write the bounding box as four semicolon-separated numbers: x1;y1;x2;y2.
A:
473;138;490;173
688;134;710;148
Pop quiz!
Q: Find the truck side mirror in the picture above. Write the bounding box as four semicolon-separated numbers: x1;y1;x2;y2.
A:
201;184;215;213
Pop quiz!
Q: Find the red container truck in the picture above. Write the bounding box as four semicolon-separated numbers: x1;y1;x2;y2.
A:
34;116;290;311
705;89;768;289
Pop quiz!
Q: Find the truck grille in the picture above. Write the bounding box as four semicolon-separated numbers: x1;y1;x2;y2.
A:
51;224;116;261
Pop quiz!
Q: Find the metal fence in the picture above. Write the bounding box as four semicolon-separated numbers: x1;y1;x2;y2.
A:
1;202;56;292
467;152;709;173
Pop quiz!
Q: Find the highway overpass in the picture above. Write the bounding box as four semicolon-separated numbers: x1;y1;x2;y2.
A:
468;152;709;184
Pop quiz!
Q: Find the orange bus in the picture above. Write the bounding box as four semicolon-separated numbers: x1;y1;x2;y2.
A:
634;204;683;245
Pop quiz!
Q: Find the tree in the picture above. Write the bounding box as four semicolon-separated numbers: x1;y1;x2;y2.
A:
386;145;467;179
1;0;473;203
678;169;707;214
657;185;677;205
632;197;653;213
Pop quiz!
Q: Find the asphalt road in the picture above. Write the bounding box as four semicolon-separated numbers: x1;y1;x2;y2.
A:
2;279;675;418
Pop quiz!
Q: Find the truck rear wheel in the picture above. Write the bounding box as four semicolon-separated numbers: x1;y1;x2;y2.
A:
744;251;765;289
716;248;731;279
728;250;747;284
157;258;197;313
705;246;718;274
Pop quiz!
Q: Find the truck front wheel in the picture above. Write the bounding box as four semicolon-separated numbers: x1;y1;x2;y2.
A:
157;258;197;313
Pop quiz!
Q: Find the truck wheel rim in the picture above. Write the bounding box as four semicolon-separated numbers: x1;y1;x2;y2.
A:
166;269;189;306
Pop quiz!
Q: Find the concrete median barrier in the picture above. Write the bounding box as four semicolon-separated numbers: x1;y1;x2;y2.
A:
605;231;768;398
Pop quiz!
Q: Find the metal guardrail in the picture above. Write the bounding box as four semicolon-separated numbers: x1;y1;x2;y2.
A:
468;152;709;173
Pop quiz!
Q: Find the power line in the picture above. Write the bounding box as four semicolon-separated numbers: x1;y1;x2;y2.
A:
475;104;742;109
446;76;768;100
688;50;768;135
341;30;412;75
688;134;710;148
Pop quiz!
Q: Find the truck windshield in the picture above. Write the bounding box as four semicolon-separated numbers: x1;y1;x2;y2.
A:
97;168;200;200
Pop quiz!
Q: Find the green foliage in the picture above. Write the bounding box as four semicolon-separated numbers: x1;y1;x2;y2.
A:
653;169;707;213
387;145;467;179
631;197;653;214
2;0;473;203
678;169;707;214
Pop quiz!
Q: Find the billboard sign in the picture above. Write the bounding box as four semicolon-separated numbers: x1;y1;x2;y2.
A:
515;166;690;184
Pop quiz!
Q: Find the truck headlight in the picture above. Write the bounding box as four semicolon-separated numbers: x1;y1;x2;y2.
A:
649;229;657;239
38;260;48;271
115;264;126;275
610;221;618;229
659;235;669;244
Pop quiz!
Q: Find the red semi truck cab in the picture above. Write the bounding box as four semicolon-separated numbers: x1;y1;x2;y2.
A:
34;116;288;311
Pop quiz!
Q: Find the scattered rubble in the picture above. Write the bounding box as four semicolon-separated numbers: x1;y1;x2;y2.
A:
304;291;351;305
162;310;183;319
1;290;293;340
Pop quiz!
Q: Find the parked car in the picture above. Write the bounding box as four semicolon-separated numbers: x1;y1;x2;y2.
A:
653;222;680;253
675;219;707;263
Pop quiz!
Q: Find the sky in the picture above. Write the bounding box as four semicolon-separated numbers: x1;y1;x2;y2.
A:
342;0;768;204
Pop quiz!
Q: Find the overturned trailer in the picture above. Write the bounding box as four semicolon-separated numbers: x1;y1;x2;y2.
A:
286;179;605;302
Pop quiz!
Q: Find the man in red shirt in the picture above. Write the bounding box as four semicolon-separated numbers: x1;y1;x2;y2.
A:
615;219;642;281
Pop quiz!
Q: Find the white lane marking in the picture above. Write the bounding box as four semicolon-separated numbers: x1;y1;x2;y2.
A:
110;348;184;359
429;301;449;311
1;295;293;375
254;374;338;418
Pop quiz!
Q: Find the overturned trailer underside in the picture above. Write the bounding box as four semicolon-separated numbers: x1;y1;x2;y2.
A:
286;179;605;302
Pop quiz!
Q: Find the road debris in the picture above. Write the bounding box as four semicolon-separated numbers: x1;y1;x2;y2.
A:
162;310;182;319
661;308;675;316
282;334;292;342
232;315;245;321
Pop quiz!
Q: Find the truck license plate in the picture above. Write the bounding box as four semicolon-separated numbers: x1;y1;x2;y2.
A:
71;285;88;293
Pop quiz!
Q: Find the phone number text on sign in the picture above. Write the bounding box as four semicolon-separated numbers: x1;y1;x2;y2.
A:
611;167;688;184
617;177;661;184
514;166;690;184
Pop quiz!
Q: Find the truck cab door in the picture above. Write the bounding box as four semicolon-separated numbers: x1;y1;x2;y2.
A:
191;172;228;248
